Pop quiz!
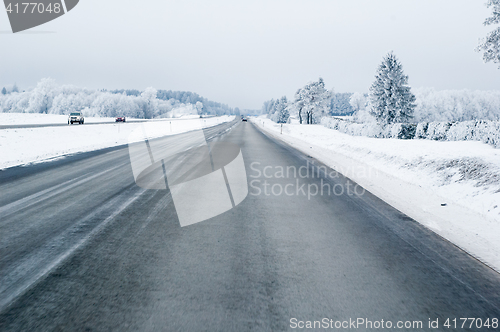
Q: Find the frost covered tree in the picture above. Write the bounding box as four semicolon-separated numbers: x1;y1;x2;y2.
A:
412;88;500;122
349;92;367;113
26;78;57;113
273;96;290;123
261;99;275;115
1;87;6;95
477;0;500;67
368;52;416;124
196;101;204;116
12;84;19;93
350;92;374;123
329;93;354;116
264;97;289;123
268;99;277;115
294;78;331;124
292;90;305;124
141;87;159;118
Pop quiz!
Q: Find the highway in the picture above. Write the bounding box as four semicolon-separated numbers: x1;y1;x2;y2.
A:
0;120;499;331
0;116;217;130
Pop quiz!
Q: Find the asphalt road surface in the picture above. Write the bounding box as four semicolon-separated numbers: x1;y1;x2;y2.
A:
1;120;500;331
0;120;143;130
0;116;217;130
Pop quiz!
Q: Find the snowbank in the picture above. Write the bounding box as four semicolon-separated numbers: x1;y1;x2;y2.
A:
0;116;234;169
252;117;500;272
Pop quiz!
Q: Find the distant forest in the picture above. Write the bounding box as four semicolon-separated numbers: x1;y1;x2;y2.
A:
110;89;234;116
0;79;236;118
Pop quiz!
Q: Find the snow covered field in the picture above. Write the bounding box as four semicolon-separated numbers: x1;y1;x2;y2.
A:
0;115;234;169
252;117;500;272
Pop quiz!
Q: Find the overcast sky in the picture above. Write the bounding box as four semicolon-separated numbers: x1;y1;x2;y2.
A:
1;0;499;109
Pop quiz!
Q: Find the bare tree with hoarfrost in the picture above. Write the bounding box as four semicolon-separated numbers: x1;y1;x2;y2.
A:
350;92;376;123
267;99;277;116
26;78;57;114
141;87;159;118
329;93;353;115
477;0;500;67
196;101;204;116
349;92;367;113
294;78;331;124
292;92;305;124
261;99;274;115
369;52;416;124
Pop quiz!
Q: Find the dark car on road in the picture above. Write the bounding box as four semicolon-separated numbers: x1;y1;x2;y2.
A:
115;116;126;122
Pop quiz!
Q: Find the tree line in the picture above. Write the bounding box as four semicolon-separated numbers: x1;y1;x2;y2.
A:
109;89;232;116
264;1;500;126
263;78;347;125
263;54;415;126
0;79;235;118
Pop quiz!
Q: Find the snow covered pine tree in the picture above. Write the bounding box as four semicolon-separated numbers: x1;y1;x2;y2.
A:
275;96;290;123
368;52;416;124
477;0;500;68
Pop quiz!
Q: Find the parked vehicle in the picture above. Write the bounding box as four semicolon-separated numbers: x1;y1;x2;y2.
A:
115;116;126;122
68;112;84;125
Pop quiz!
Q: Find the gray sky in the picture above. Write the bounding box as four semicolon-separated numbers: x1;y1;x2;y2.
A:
1;0;499;109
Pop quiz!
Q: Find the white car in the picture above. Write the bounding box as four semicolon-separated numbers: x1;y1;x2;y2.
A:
68;112;84;125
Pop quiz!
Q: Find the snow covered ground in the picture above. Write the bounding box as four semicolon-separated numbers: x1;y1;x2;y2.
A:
0;115;234;169
252;117;500;272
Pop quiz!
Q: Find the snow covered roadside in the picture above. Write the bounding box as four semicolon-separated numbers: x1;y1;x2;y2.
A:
0;116;234;169
252;117;500;272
